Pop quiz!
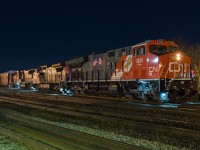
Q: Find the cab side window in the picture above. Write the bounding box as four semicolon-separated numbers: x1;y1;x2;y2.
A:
126;48;132;55
122;49;126;55
133;46;146;56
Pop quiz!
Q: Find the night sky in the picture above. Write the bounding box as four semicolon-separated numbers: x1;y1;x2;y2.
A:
0;0;200;72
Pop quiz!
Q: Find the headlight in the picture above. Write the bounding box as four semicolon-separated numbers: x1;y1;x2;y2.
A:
176;53;181;60
161;93;166;97
160;92;169;101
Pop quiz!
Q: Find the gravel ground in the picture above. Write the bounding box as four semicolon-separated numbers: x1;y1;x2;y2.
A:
0;135;29;150
1;107;198;150
6;110;190;150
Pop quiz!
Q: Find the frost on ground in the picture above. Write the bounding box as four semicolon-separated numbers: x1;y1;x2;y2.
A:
0;135;29;150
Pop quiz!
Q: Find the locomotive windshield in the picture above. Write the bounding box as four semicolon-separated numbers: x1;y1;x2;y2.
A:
149;45;178;55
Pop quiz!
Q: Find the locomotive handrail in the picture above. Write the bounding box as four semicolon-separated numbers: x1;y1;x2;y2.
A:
193;65;200;90
164;65;169;88
159;64;166;77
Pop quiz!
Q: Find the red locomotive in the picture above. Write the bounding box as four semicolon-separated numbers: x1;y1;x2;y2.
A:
0;39;197;102
82;39;194;101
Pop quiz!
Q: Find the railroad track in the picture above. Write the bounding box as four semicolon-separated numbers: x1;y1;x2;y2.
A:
1;88;200;148
1;88;200;124
0;95;199;130
1;91;200;125
1;88;200;112
0;95;200;139
1;88;200;121
0;108;145;150
0;87;172;104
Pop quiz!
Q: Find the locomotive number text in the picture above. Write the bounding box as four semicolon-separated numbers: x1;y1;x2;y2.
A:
136;58;143;64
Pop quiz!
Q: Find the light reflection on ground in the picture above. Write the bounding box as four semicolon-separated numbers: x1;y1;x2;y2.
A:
184;102;200;105
125;102;180;108
20;90;38;92
158;103;180;108
125;101;200;108
48;93;74;96
48;93;60;96
8;87;20;90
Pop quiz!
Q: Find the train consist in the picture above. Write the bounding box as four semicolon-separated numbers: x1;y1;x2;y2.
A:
0;39;198;101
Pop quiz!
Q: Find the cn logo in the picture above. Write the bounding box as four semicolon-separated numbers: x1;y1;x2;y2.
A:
169;62;180;72
123;55;132;72
149;66;158;73
169;62;189;73
149;66;158;76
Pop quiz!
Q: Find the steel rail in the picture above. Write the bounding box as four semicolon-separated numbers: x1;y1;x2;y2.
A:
0;95;200;131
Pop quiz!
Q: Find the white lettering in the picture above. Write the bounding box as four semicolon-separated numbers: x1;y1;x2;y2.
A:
169;62;181;73
149;66;158;73
136;58;143;64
